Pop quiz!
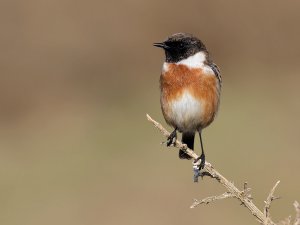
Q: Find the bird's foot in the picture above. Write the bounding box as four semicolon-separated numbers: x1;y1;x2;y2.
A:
198;153;205;170
193;153;206;182
194;153;205;170
166;129;177;147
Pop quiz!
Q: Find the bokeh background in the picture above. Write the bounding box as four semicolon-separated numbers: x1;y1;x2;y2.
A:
0;0;300;224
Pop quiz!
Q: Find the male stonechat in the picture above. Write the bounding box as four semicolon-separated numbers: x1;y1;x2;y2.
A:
154;33;222;170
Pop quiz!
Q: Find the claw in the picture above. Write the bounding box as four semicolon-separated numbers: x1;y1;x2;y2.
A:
166;129;177;146
199;153;205;170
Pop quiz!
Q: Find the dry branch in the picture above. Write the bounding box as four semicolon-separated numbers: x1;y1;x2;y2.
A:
294;201;300;225
278;216;292;225
277;202;300;225
146;114;297;225
190;192;234;208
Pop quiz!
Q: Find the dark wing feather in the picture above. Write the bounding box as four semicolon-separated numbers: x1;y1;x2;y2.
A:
209;62;222;87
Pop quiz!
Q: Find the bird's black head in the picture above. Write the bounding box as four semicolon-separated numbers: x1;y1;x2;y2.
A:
154;33;207;63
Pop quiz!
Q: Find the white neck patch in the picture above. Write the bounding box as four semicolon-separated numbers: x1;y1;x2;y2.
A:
162;51;214;74
176;51;207;68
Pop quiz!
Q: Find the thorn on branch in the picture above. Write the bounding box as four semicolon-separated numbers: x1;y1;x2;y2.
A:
241;182;253;200
239;182;253;207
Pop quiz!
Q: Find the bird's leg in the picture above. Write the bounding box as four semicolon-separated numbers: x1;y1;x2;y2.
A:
167;128;177;146
197;131;205;170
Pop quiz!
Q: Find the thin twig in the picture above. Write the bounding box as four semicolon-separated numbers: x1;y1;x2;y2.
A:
264;181;281;222
190;192;234;208
146;114;276;225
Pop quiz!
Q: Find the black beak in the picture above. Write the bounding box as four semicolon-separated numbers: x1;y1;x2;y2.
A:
153;42;170;49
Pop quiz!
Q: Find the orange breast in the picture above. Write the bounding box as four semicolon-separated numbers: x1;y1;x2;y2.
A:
160;64;220;130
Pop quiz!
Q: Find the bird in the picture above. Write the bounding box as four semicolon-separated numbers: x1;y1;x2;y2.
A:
153;33;221;170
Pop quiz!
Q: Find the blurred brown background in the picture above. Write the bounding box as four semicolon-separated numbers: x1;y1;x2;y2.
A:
0;0;299;224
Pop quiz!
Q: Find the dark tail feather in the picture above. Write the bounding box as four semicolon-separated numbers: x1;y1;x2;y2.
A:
179;132;195;160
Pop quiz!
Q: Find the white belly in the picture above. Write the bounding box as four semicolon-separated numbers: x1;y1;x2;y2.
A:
169;91;203;132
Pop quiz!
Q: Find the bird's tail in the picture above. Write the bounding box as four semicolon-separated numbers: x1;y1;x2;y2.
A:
179;132;195;160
